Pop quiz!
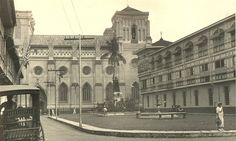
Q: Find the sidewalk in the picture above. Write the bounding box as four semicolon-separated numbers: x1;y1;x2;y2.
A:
48;116;236;138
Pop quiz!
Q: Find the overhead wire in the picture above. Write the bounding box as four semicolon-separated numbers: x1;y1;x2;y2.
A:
70;0;84;34
60;0;75;35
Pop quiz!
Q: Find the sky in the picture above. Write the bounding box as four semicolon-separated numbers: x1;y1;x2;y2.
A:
14;0;236;42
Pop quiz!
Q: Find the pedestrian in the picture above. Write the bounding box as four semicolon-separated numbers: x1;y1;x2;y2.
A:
216;102;224;131
103;106;107;115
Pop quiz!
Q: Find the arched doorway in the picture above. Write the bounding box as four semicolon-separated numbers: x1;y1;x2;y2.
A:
106;82;113;102
36;86;47;114
82;83;91;102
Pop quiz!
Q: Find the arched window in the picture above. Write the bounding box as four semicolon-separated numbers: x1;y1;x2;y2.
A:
82;83;91;102
211;28;224;53
59;83;68;102
197;36;208;57
184;41;194;61
106;82;113;101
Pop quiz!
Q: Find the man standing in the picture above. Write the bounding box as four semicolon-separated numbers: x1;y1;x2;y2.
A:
0;95;17;113
216;103;224;131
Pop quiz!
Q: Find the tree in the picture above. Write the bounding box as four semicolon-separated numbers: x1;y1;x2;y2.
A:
101;37;126;95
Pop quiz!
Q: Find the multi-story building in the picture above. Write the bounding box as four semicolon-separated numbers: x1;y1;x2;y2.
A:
136;14;235;113
0;0;22;103
16;6;151;112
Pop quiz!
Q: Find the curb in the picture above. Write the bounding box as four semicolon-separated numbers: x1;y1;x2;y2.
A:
48;116;236;138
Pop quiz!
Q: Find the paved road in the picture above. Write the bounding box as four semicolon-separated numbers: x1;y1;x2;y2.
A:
41;116;236;141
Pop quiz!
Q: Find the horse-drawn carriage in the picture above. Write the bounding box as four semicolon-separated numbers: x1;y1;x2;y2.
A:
0;85;44;141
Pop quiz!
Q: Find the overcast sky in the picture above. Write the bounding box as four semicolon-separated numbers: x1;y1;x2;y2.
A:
14;0;235;42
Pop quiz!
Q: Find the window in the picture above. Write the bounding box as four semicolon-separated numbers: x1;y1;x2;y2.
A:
200;76;210;83
159;75;162;82
208;88;213;106
212;29;224;52
163;94;167;107
185;42;194;61
198;43;208;57
59;83;68;102
194;90;199;106
156;95;159;106
183;91;186;106
151;77;155;84
138;29;141;41
179;71;182;78
215;59;225;69
231;32;235;47
34;66;43;75
131;24;137;40
127;29;130;41
201;63;208;72
59;66;68;75
167;73;172;81
173;93;176;106
123;29;126;40
224;86;230;105
143;29;145;41
83;66;91;75
147;95;149;107
106;66;114;75
82;83;91;102
187;67;194;76
142;79;147;89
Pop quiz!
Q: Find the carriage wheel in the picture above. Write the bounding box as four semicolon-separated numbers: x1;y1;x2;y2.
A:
38;123;45;141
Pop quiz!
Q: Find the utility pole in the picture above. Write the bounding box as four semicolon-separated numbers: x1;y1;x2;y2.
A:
48;69;64;119
44;81;54;116
64;35;94;127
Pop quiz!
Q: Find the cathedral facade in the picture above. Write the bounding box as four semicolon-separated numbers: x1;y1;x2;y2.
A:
15;7;151;112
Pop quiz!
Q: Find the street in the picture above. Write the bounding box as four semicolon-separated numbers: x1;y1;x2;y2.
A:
41;116;236;141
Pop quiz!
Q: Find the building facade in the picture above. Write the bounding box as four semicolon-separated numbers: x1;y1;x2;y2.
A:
137;14;235;113
0;0;22;103
16;6;151;112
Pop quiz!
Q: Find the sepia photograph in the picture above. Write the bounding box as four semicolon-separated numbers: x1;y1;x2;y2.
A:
0;0;236;140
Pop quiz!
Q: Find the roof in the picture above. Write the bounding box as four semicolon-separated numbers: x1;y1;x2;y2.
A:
0;85;40;96
30;35;112;47
152;38;172;46
112;6;149;21
117;6;147;16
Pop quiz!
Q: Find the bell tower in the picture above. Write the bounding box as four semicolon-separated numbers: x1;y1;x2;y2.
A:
111;6;152;44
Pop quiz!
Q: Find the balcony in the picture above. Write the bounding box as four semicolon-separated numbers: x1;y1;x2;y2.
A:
164;60;172;68
198;49;208;57
213;44;225;53
200;76;210;83
175;57;182;65
187;78;196;85
185;54;194;61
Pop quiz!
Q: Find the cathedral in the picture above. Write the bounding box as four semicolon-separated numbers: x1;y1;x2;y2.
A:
14;6;152;112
